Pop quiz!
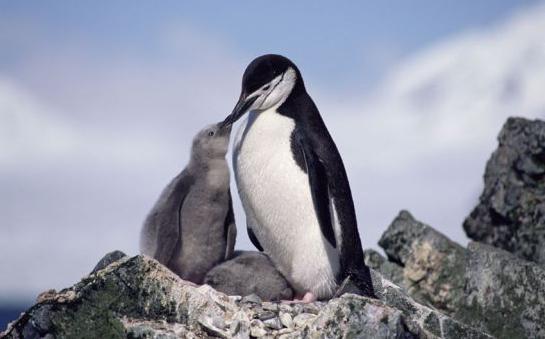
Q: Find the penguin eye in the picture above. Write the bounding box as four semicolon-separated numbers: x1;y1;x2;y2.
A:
208;131;215;137
262;84;271;91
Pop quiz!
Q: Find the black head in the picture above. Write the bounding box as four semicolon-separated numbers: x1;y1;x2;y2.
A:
220;54;304;128
242;54;301;95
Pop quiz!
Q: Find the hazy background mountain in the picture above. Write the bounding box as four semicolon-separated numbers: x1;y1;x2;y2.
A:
1;0;543;327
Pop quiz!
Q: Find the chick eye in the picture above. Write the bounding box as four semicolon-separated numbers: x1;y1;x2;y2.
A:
262;84;271;91
208;131;215;137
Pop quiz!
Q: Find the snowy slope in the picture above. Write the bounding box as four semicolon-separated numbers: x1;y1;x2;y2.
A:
333;4;545;169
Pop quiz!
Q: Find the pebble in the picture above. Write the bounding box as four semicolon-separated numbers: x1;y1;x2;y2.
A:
277;330;296;339
241;294;262;304
291;304;304;314
279;312;293;328
229;295;242;302
228;319;240;335
249;319;267;337
257;311;276;321
262;302;279;311
293;313;316;327
302;303;321;315
263;317;283;330
279;303;294;313
36;289;57;303
198;316;228;338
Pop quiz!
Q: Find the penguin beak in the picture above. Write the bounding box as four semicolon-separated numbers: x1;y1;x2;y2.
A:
216;122;231;136
220;93;257;129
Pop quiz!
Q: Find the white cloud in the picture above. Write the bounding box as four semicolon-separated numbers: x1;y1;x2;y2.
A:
332;4;545;167
0;24;255;303
324;3;545;248
0;78;76;167
0;77;175;303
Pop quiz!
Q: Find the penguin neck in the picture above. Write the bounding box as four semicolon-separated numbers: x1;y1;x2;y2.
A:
189;156;229;189
277;82;317;121
188;154;227;172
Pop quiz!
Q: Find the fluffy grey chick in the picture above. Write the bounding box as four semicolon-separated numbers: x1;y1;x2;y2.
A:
140;122;236;284
204;251;294;301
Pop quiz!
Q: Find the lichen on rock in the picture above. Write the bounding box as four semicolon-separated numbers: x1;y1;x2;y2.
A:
2;251;490;339
377;210;545;338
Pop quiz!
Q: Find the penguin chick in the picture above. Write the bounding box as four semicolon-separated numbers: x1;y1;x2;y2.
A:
204;251;294;301
140;122;236;284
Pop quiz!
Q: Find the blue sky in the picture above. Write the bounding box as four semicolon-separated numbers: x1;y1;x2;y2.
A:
0;0;538;93
1;0;544;311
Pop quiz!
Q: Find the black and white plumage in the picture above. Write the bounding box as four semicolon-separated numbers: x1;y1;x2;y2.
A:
140;123;237;284
221;54;375;301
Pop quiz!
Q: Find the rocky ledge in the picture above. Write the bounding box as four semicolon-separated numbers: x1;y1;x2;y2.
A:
2;253;489;339
368;210;545;338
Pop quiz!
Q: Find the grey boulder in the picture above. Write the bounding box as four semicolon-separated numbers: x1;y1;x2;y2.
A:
464;117;545;264
378;210;545;338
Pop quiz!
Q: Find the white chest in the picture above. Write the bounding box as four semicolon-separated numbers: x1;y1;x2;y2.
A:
233;109;340;298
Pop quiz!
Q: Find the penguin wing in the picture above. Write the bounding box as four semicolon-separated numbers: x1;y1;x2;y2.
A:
294;130;337;249
224;190;237;260
295;122;372;295
144;169;194;264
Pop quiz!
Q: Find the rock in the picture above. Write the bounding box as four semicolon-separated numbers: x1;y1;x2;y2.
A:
379;210;545;338
123;319;198;339
292;313;316;328
370;270;490;339
91;250;127;274
263;316;283;330
249;319;267;337
1;252;490;339
3;256;229;338
379;210;468;314
204;251;294;301
460;242;545;338
279;312;293;328
300;296;417;339
256;310;276;321
364;249;404;286
240;293;262;304
36;289;57;303
301;290;490;339
464;117;545;264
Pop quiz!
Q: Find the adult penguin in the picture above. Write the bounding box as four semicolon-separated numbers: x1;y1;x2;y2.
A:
220;54;375;302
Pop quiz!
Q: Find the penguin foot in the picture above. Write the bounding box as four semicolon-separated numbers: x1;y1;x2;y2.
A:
282;292;317;304
335;275;377;299
300;292;317;303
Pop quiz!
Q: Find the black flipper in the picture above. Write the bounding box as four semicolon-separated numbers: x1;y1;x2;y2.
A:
247;226;264;252
294;129;337;248
144;169;194;265
293;126;376;298
224;190;237;260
